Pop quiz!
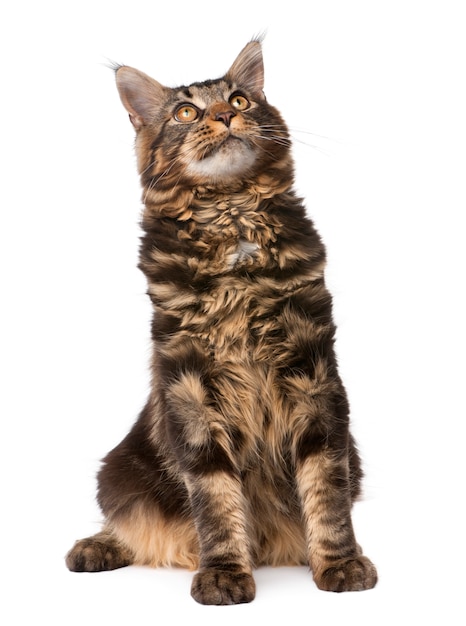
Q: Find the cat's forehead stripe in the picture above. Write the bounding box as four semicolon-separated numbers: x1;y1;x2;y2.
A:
175;81;232;109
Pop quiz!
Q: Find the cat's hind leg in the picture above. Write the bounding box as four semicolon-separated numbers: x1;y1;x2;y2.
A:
65;527;134;572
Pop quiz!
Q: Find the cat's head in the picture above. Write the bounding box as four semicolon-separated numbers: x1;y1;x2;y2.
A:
115;40;293;196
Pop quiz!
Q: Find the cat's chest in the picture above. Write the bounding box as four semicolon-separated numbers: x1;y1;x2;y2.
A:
184;229;269;278
187;196;282;267
191;270;286;363
225;239;260;269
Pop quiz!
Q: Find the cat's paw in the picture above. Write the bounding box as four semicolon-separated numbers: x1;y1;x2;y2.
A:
314;556;377;592
191;569;256;605
65;536;132;572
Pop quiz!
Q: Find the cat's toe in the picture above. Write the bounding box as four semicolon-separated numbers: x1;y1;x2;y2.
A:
191;570;256;605
65;536;132;572
314;556;377;592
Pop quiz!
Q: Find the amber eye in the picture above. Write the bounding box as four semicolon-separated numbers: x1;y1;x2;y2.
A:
229;93;250;111
174;104;199;123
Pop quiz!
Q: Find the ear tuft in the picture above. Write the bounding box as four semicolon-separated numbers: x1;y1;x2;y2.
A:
225;40;265;97
115;66;167;130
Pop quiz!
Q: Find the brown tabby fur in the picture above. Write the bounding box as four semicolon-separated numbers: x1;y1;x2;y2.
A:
66;39;377;604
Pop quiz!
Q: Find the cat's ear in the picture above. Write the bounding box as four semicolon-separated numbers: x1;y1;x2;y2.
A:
115;66;168;130
225;40;265;98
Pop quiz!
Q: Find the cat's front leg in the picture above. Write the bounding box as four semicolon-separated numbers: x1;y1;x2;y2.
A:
295;437;377;592
185;471;256;605
164;370;255;605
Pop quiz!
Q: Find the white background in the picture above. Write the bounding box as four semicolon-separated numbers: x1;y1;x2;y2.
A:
1;1;465;624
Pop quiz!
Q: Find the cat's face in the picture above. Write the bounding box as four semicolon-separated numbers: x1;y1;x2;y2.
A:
169;81;264;182
115;41;291;190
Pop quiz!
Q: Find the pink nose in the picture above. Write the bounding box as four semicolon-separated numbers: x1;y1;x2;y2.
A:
214;110;236;127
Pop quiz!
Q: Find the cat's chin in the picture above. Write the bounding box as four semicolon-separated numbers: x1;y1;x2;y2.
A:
186;138;256;183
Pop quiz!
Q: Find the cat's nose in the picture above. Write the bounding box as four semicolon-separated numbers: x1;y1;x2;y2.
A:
213;108;236;128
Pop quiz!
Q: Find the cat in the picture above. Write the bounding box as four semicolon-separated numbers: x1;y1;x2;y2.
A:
65;39;377;605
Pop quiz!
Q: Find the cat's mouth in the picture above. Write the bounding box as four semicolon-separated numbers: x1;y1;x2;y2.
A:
208;134;244;156
187;134;256;181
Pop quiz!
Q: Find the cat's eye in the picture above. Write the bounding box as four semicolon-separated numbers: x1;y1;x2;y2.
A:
174;104;199;123
229;93;250;111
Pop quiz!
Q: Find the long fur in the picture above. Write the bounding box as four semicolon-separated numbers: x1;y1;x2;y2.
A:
66;40;377;605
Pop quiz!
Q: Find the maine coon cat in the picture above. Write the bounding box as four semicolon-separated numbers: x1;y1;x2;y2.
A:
66;39;377;605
